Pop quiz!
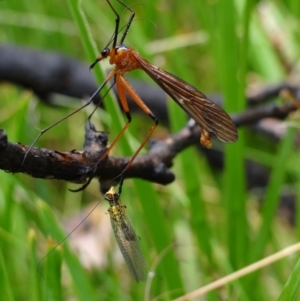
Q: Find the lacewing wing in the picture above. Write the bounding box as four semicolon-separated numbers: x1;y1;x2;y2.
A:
105;187;147;282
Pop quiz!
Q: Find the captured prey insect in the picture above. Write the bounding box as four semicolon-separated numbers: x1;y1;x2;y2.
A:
37;183;146;282
23;0;238;190
104;185;147;282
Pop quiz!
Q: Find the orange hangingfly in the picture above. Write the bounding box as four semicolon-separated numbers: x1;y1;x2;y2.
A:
24;0;238;190
86;0;238;180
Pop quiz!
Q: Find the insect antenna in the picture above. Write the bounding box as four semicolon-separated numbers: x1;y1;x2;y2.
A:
116;0;135;44
36;199;103;278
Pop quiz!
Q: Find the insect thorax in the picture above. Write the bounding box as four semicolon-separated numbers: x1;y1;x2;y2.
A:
112;45;140;71
108;204;126;222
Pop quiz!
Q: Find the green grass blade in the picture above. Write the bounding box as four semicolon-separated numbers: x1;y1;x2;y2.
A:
250;127;296;261
27;229;42;301
246;126;296;295
278;257;300;301
0;244;15;301
37;200;99;301
134;181;184;298
43;241;63;301
216;0;248;270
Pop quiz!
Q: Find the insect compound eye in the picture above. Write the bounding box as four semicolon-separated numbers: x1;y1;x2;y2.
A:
101;47;110;58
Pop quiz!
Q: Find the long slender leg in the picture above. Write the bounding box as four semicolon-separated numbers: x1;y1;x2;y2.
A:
22;69;115;164
106;0;121;47
97;73;132;161
116;76;158;178
106;0;135;46
99;74;158;172
70;73;132;192
71;72;159;192
87;75;116;121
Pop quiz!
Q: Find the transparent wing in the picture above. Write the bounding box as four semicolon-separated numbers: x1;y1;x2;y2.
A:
109;208;147;282
133;50;238;143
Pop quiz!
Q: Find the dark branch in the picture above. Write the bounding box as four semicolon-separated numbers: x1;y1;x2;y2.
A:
1;44;300;190
0;124;174;186
231;101;296;127
0;93;298;188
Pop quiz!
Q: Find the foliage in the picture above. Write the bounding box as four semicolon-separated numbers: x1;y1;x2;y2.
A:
1;0;300;300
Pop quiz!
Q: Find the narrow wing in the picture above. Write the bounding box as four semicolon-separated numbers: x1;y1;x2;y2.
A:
132;50;238;144
109;210;147;282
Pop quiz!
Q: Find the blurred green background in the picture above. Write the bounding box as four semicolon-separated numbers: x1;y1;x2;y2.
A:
1;0;300;300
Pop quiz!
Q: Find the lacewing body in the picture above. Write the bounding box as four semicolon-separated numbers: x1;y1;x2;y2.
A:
104;186;147;282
